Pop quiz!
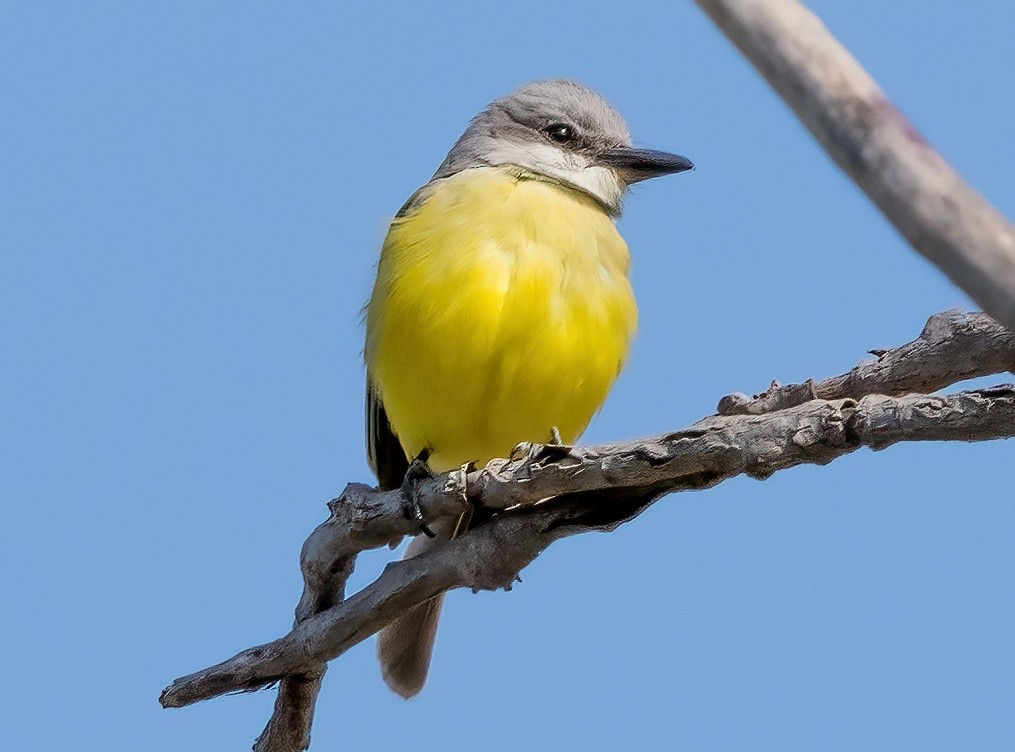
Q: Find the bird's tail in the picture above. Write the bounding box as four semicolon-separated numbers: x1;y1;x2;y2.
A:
376;515;459;698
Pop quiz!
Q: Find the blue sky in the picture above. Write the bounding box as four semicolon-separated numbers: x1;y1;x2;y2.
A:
2;2;1014;750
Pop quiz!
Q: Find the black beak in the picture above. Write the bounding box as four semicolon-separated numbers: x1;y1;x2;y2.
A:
597;147;694;184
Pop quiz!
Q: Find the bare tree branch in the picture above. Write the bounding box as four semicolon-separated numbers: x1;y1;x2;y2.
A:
695;0;1015;329
718;309;1015;416
252;666;325;752
161;313;1015;727
244;477;473;750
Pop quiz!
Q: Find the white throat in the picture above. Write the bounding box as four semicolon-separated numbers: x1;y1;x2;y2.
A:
479;140;626;215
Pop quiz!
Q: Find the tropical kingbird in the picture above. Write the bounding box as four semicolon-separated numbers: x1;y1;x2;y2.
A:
365;79;692;698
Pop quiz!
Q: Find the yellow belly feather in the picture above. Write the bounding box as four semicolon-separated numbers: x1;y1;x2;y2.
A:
365;166;637;473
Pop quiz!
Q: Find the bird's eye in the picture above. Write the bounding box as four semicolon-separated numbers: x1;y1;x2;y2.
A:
544;123;576;144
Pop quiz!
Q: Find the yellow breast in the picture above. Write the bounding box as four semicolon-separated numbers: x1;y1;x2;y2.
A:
365;166;637;472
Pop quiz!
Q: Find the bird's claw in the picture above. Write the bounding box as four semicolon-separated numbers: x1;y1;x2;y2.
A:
401;448;436;538
509;427;572;465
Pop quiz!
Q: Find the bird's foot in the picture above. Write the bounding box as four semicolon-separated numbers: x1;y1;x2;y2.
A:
401;448;436;538
509;427;573;465
456;462;472;503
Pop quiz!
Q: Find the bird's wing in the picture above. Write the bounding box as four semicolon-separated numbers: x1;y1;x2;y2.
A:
366;378;409;492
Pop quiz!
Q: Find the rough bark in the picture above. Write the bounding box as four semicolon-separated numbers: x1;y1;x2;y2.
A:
161;312;1015;743
718;310;1015;416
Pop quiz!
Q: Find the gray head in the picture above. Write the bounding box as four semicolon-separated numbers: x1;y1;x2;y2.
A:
434;79;692;215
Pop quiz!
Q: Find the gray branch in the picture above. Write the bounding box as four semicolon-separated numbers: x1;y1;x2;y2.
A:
161;312;1015;752
718;309;1015;416
695;0;1015;329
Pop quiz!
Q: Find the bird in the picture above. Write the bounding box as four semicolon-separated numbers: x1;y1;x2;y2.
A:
364;79;692;698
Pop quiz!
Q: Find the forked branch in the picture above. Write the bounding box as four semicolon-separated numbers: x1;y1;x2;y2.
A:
161;311;1015;752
